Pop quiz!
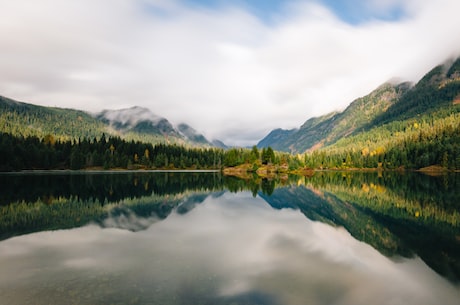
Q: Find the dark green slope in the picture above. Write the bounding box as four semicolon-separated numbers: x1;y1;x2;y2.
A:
0;96;222;147
258;82;407;153
370;57;460;126
0;95;107;140
258;57;460;154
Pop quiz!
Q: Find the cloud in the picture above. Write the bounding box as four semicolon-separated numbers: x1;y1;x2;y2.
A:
0;0;460;146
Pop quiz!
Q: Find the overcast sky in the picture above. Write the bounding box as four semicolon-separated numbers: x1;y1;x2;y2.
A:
1;0;460;146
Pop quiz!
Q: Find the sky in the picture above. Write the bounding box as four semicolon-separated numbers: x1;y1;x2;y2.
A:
1;0;460;146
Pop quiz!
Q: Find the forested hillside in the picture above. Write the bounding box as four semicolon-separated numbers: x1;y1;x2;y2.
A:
1;57;460;172
302;58;460;170
0;96;219;147
258;83;409;153
305;106;460;170
0;95;107;140
371;57;460;126
258;57;460;157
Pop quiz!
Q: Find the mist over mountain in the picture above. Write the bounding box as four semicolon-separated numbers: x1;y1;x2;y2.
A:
97;107;167;131
258;57;460;153
0;98;225;148
1;57;459;154
177;123;211;146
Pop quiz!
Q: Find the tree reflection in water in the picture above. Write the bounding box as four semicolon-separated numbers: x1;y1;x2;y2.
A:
0;171;459;283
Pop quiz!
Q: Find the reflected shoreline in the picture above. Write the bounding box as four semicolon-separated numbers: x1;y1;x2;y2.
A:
1;188;459;305
2;169;221;174
1;171;459;283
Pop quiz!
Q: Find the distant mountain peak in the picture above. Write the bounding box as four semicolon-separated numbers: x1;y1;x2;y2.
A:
0;95;227;148
93;107;226;147
177;123;211;145
97;107;164;128
257;57;460;154
258;81;407;153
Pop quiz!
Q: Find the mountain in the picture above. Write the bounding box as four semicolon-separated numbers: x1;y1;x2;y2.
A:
258;82;409;153
96;106;176;135
0;96;224;148
258;57;460;153
177;123;210;145
370;57;460;126
210;139;228;149
176;123;228;148
256;128;297;150
95;106;216;146
0;95;108;140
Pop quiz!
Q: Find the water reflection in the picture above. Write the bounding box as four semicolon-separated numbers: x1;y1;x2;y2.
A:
278;171;460;283
0;172;227;240
0;191;459;305
0;171;459;304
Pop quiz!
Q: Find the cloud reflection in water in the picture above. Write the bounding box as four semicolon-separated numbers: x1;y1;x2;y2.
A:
0;191;458;305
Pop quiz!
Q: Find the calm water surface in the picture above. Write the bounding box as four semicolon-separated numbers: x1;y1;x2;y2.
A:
0;171;459;305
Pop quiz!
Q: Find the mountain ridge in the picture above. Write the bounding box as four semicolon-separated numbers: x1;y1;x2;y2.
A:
258;57;460;154
257;82;408;153
2;57;460;153
0;96;225;148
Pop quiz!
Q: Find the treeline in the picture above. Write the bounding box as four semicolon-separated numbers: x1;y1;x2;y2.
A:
0;132;304;172
223;146;304;170
0;133;224;171
1;109;459;172
0;172;225;206
0;172;291;240
305;111;460;170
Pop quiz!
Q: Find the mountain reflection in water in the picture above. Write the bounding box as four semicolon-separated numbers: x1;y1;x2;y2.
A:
0;171;459;305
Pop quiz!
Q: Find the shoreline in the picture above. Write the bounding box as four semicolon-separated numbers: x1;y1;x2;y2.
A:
1;166;458;176
0;169;221;175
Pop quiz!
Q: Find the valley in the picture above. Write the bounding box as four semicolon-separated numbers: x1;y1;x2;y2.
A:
1;57;460;172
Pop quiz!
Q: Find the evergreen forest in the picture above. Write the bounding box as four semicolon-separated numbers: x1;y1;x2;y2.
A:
1;111;459;172
0;133;223;171
1;57;460;172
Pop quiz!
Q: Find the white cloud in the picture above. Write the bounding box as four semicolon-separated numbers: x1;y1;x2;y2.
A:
0;0;460;146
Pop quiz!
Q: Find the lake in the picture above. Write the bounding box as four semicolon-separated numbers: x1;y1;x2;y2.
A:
0;171;459;305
